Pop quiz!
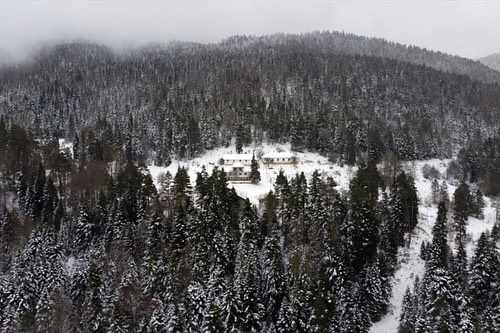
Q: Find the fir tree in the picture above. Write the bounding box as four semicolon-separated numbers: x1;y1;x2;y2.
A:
399;287;415;333
453;182;473;242
81;255;106;332
250;153;261;184
428;201;449;270
30;163;47;220
469;232;498;312
472;189;485;219
229;202;263;332
362;257;389;322
261;230;286;326
431;179;440;204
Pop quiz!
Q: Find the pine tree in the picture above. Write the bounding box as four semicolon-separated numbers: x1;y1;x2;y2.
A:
250;153;261;184
451;239;469;289
81;254;106;332
337;282;370;333
146;302;168;332
342;199;380;275
170;204;188;254
453;182;473;242
290;115;305;152
184;280;207;332
389;172;419;247
428;201;449;270
415;201;473;333
472;189;485;219
172;166;192;206
261;230;286;326
143;209;167;294
2;227;65;331
439;181;449;204
287;257;314;332
362;257;389;322
73;133;81;161
30;163;47;220
40;177;58;227
431;179;440;204
202;297;225;333
422;267;454;333
399;287;415;333
274;169;289;201
469;232;498;312
229;202;263;332
234;123;251;154
75;205;94;253
276;296;294;333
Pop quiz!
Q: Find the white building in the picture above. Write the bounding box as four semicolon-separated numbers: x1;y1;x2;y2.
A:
262;152;297;165
222;153;253;166
227;163;252;181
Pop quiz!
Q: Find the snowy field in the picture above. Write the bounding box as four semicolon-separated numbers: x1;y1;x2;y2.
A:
148;146;497;333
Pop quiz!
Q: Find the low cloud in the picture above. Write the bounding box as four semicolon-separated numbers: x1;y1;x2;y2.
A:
0;1;499;61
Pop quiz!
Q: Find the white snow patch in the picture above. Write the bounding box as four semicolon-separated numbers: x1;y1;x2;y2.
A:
59;138;74;159
65;256;77;276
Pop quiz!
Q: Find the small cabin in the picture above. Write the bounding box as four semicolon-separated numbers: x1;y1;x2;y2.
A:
262;152;297;165
222;153;253;166
227;163;251;181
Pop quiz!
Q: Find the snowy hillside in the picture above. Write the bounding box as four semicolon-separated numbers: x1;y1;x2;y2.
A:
150;148;499;333
479;53;500;72
370;160;497;332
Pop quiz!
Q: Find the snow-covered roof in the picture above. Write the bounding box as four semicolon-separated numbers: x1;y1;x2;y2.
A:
232;162;245;168
223;154;253;160
262;152;296;159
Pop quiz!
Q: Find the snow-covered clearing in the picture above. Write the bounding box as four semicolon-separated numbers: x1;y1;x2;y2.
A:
148;143;355;205
148;148;497;333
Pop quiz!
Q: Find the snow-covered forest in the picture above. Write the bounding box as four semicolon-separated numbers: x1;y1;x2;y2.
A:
0;31;499;332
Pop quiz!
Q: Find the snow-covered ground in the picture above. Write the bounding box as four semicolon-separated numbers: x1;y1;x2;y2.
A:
148;147;497;333
58;138;74;158
148;143;355;205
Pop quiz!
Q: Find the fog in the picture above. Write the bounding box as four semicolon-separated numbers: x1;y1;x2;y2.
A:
0;1;499;62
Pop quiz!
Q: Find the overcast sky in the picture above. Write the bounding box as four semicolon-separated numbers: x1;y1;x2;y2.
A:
1;1;499;61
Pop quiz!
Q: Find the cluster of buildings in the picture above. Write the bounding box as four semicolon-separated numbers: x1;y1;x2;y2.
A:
222;151;297;181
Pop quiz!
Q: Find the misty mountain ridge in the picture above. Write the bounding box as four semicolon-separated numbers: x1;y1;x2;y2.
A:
218;31;500;84
479;52;500;72
4;31;500;85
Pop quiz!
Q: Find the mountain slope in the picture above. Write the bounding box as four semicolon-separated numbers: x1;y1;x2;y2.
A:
221;32;500;84
479;53;500;72
1;33;500;167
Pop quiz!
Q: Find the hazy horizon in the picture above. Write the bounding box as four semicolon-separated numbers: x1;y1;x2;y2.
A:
1;1;499;63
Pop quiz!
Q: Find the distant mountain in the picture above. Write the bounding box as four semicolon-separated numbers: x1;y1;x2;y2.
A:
220;32;500;84
478;53;500;72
